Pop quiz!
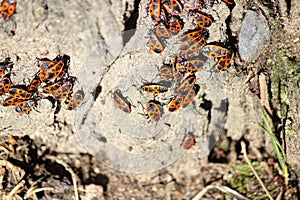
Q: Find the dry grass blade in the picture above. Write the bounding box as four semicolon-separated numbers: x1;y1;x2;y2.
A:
24;187;54;199
7;180;25;198
192;184;250;200
45;155;79;200
241;141;274;200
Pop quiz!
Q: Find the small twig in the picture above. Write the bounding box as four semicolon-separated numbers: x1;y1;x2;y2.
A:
8;180;25;197
241;141;274;200
259;73;272;116
45;155;79;200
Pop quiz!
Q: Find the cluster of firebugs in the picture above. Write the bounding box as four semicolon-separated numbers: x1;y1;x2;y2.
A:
0;1;84;113
1;0;235;149
0;55;84;114
113;0;235;150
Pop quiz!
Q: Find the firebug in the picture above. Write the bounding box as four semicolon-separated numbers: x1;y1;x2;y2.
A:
0;0;16;19
66;90;85;111
145;100;163;122
113;89;131;114
181;132;195;149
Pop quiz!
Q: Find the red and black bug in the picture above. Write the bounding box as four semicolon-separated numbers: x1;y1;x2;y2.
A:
36;57;56;71
37;54;70;82
201;45;229;58
2;96;22;106
184;56;206;74
8;87;32;100
162;0;183;16
179;29;207;59
155;21;171;40
113;89;132;114
175;74;196;95
191;11;213;28
15;99;36;115
159;64;173;80
0;74;11;96
148;0;162;23
168;95;183;112
0;0;16;19
28;75;41;92
182;84;199;108
148;28;165;54
168;16;184;35
42;80;64;94
51;78;75;100
38;60;65;82
145;100;163;122
181;132;195;149
172;56;184;84
142;83;168;95
66;89;85;111
215;49;234;71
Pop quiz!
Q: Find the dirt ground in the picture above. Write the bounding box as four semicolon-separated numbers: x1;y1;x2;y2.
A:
0;0;299;199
